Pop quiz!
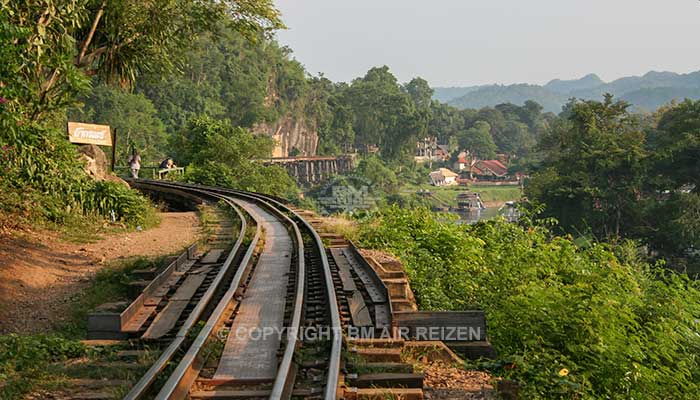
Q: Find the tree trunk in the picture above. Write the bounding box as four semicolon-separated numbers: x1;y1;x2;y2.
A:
76;0;107;67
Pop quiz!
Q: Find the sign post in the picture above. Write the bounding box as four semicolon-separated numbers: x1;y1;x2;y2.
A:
110;128;118;172
67;122;112;147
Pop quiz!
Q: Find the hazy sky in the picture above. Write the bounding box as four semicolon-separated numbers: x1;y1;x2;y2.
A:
274;0;700;87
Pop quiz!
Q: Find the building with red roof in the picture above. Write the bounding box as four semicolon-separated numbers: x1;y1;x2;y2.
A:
474;159;509;178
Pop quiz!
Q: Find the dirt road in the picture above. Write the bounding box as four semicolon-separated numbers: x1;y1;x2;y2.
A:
0;212;200;334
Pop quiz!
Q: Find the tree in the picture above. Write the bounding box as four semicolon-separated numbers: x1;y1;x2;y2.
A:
645;192;700;273
137;27;298;133
639;100;700;269
308;77;355;155
428;101;462;143
526;95;647;239
647;99;700;193
404;77;433;138
345;66;420;160
354;155;399;193
172;116;299;198
70;84;167;164
521;100;544;128
458;121;497;159
4;0;283;121
0;2;90;122
497;120;534;156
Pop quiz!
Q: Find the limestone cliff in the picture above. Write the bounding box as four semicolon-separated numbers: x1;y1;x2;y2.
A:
253;116;318;157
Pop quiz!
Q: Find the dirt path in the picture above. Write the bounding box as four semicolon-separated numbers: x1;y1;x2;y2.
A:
0;212;200;334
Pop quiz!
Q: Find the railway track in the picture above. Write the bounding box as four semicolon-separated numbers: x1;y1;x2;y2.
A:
122;180;342;400
73;180;425;399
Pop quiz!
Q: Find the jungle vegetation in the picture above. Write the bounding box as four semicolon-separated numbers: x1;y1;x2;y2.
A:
2;2;700;399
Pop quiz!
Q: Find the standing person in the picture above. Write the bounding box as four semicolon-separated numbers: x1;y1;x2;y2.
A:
128;149;141;178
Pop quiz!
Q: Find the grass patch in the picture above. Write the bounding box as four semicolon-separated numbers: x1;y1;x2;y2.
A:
198;204;218;245
1;186;161;245
0;173;162;246
0;335;89;400
0;334;157;399
0;255;168;398
469;184;522;204
317;215;359;241
43;213;119;244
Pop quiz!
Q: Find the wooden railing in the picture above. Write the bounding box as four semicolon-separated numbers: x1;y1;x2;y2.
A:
114;166;185;179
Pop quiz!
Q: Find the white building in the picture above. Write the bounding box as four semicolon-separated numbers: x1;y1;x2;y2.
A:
429;168;459;186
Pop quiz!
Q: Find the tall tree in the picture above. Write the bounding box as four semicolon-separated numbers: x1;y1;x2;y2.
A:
526;95;647;239
347;66;419;160
3;0;283;121
404;77;433;138
458;120;497;159
308;77;355;155
647;99;700;193
428;101;462;143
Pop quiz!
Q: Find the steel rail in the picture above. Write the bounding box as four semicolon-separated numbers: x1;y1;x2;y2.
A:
138;180;342;399
124;186;248;400
134;180;307;399
153;199;262;400
234;192;306;400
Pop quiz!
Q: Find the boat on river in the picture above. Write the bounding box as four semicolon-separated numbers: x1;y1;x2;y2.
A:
454;192;485;212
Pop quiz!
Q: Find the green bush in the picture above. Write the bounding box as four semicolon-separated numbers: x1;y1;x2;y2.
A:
358;206;700;399
173;116;301;199
0;120;156;228
82;181;158;228
0;334;87;399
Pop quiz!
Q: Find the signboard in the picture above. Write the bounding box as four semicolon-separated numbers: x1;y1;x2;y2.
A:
67;122;112;146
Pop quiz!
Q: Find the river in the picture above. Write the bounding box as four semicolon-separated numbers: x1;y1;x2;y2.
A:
450;203;519;224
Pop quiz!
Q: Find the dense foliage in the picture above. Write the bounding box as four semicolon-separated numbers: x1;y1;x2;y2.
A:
527;95;646;238
0;334;88;399
172;116;300;198
0;1;281;227
527;96;700;273
358;207;700;399
135;27;308;134
70;84;168;164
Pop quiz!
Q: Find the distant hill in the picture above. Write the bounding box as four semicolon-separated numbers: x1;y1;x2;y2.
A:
447;84;569;113
545;73;605;94
432;86;482;103
435;70;700;113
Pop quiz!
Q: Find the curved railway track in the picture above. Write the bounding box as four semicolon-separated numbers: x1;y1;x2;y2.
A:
124;180;342;400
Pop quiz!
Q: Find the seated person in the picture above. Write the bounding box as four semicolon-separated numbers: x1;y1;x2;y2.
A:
160;158;173;169
159;158;174;177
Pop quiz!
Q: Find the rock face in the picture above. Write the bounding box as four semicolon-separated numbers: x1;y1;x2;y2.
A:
77;144;128;186
254;116;318;157
78;144;108;179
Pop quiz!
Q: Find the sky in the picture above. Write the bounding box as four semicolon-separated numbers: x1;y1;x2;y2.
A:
274;0;700;87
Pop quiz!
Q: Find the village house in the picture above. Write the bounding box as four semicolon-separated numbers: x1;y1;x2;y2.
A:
453;151;510;180
472;159;509;179
454;151;469;171
429;168;459;186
